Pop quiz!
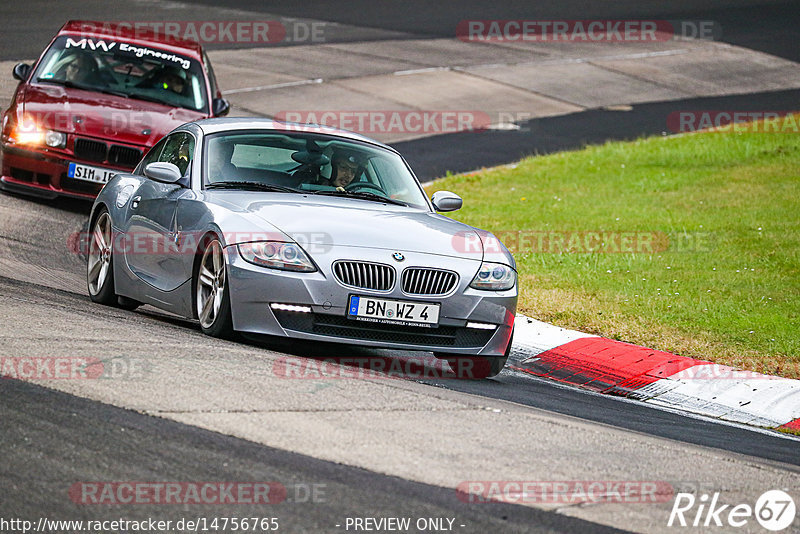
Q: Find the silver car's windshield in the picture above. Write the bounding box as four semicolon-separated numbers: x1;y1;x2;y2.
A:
32;35;208;113
204;131;430;209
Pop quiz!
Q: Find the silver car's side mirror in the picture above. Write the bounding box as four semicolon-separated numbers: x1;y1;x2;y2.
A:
144;162;183;184
431;190;463;212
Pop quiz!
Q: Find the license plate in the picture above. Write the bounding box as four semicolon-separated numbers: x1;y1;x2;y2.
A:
68;162;117;184
348;295;440;327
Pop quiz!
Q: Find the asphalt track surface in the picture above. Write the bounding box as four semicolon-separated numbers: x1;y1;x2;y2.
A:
2;1;799;532
190;0;800;181
3;1;800;180
3;1;800;182
5;1;798;60
0;185;798;466
2;377;628;534
397;87;800;180
0;177;798;531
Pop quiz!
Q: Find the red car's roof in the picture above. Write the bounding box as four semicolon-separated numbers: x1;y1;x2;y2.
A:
58;20;204;57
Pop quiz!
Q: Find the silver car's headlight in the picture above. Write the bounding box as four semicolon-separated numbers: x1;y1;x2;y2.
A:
238;241;316;272
469;262;516;291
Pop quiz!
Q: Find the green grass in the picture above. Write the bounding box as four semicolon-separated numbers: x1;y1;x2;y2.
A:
426;120;800;378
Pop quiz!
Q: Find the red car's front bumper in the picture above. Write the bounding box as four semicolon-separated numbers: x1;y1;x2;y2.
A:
0;144;135;200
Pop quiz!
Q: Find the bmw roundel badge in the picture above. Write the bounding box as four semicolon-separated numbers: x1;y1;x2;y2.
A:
392;252;404;262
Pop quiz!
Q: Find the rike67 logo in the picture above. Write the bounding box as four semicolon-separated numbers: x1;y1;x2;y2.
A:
668;490;796;531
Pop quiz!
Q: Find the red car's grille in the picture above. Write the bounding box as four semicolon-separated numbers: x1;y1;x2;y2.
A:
108;145;142;167
73;138;142;168
74;138;107;162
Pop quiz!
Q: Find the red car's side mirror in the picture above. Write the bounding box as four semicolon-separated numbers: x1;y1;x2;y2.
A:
212;98;230;117
12;63;31;82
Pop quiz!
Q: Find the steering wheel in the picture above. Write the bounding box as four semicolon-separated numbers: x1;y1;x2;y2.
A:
345;182;386;195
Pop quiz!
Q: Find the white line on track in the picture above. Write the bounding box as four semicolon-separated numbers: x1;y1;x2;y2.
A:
220;48;690;95
222;78;323;95
393;66;451;76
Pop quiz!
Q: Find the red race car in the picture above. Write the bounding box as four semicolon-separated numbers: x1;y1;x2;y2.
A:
1;20;229;199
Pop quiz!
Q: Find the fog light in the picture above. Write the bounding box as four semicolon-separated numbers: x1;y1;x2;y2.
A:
466;321;496;330
270;303;312;313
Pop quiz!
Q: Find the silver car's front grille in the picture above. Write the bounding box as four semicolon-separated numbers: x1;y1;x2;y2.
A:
402;268;458;295
333;261;395;291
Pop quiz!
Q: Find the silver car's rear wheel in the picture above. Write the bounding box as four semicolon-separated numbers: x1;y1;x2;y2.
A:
195;237;233;337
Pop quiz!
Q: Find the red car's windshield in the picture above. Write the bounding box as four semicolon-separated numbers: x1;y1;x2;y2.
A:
31;35;209;113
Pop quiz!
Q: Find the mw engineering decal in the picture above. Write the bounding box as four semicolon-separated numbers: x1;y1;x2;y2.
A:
65;37;191;69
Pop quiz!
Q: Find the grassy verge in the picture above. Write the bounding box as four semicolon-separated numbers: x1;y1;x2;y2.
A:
426;117;800;378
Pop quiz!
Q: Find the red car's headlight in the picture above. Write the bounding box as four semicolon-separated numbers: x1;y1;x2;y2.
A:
9;117;66;148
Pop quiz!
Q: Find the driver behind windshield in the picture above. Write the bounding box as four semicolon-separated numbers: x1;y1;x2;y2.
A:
151;67;187;95
328;151;364;190
57;52;99;85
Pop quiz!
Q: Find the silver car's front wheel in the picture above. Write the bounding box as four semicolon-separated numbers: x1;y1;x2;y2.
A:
87;209;140;310
195;237;234;337
87;211;113;298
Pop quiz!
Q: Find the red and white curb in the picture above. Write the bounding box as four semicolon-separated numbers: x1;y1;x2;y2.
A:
509;315;800;431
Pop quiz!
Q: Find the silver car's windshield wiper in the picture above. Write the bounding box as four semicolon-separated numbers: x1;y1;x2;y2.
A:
313;189;408;206
205;181;299;193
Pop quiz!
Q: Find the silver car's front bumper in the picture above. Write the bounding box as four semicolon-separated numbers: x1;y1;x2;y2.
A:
225;244;516;356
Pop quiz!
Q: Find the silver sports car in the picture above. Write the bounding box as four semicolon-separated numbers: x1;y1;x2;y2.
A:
87;118;517;378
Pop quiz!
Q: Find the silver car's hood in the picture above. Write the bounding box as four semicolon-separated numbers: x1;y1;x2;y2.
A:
206;192;486;260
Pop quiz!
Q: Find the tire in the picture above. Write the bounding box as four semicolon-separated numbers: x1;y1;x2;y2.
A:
87;209;141;310
195;236;234;338
116;295;141;311
436;328;513;379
